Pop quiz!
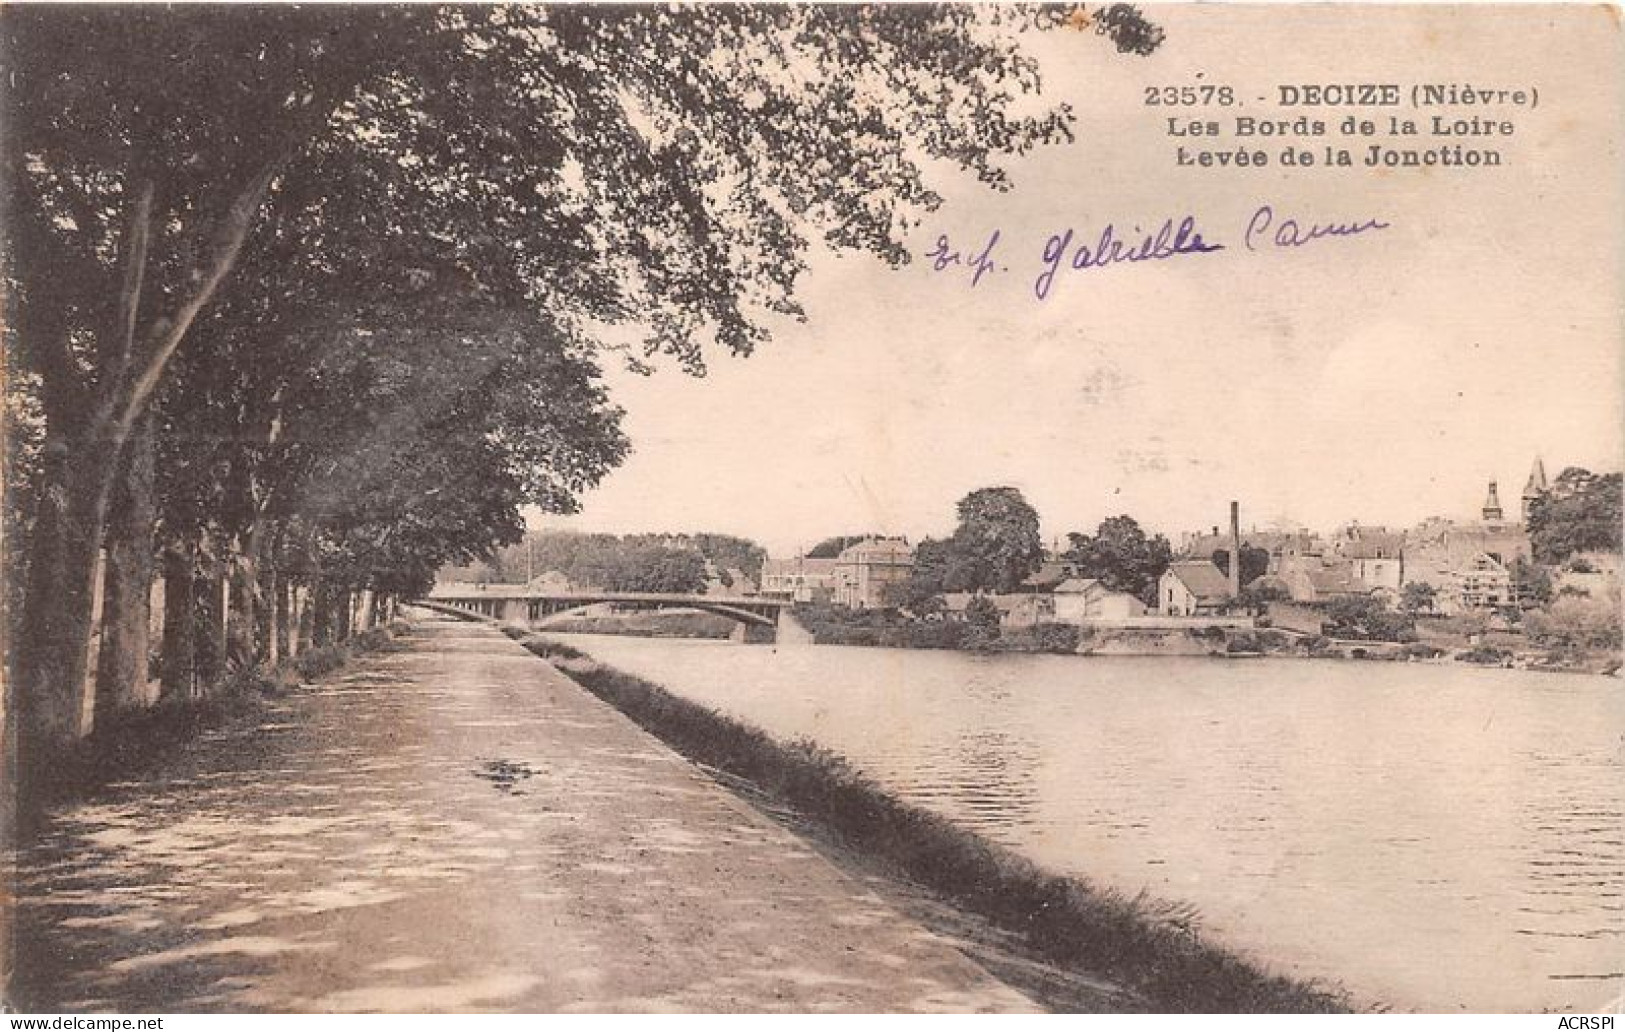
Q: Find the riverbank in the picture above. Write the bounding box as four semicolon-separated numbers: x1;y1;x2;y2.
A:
766;604;1620;675
510;628;1355;1013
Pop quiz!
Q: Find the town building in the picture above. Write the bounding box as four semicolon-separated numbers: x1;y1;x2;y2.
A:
832;537;914;609
1454;553;1516;609
1052;578;1147;622
1522;456;1549;522
1157;561;1233;616
1271;559;1363;604
758;555;838;603
942;592;1055;628
1403;479;1534;609
1399;465;1548;611
1331;524;1406;592
1180;527;1326;575
704;564;757;596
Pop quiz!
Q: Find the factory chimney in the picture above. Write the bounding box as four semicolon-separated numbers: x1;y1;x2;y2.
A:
1228;500;1242;598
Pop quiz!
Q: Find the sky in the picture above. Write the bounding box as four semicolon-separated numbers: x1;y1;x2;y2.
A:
533;5;1623;558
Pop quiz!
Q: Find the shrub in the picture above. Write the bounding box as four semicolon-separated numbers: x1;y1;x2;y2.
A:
1522;589;1622;649
292;644;349;681
1030;621;1082;654
901;621;968;650
1226;632;1262;653
1456;645;1513;666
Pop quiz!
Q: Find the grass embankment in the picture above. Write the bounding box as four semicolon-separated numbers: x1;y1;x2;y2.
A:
508;628;1354;1014
534;610;736;639
794;603;1081;653
20;620;412;832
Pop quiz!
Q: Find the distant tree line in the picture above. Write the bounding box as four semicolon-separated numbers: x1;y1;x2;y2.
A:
459;531;767;595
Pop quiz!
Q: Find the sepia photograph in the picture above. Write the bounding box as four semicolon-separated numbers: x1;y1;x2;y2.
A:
2;1;1621;1018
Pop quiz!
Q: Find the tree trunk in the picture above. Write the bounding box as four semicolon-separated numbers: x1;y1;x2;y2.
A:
160;544;197;702
295;585;314;654
12;440;115;750
276;578;295;666
333;589;352;643
259;564;278;668
311;582;333;648
193;569;226;691
94;415;157;730
227;557;258;672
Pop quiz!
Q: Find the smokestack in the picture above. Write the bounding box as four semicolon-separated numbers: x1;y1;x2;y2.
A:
1228;500;1242;597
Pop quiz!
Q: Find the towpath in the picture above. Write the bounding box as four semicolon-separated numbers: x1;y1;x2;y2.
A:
11;612;1036;1013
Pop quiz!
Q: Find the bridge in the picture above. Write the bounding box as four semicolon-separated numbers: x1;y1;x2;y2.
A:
426;588;797;643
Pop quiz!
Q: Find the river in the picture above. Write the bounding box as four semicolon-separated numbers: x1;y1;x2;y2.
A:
557;633;1623;1012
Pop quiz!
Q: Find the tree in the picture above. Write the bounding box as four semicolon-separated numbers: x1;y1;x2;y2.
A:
1527;468;1623;563
949;487;1045;593
1063;514;1172;605
691;534;768;586
600;544;708;594
1211;544;1269;587
5;7;433;747
962;594;1003;651
1400;582;1439;615
1323;595;1412;642
6;5;1160;763
883;539;952;617
1235;580;1289;615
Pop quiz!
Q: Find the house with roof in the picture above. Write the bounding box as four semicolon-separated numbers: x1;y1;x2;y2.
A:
1331;524;1406;592
1275;560;1364;604
942;592;1055;628
1453;552;1515;609
1157;561;1233;616
1052;578;1146;623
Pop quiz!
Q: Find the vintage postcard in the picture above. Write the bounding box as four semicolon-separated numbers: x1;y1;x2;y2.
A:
3;2;1621;1018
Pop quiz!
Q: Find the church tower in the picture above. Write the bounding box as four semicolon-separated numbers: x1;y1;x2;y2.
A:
1481;480;1504;524
1521;456;1548;523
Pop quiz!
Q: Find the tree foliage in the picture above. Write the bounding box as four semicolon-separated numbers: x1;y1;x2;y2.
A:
948;487;1045;593
481;530;762;596
1522;586;1623;650
1063;514;1173;604
1527;468;1623;564
1400;582;1438;615
1322;595;1413;642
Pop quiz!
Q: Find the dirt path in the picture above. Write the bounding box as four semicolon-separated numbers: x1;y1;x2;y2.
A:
9;613;1038;1013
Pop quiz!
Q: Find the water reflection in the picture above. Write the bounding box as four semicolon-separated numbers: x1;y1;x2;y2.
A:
564;634;1625;1013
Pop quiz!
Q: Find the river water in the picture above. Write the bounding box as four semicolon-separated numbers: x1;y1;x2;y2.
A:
560;634;1623;1012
